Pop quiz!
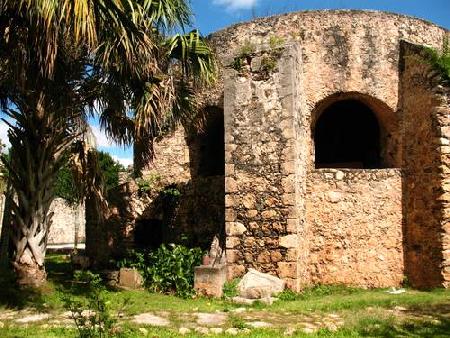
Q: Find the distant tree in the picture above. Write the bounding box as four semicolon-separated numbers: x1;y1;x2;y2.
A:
54;151;124;204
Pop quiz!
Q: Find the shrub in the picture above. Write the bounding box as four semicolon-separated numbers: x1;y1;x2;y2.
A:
116;244;203;298
145;244;203;298
63;271;129;337
223;278;240;298
425;38;450;82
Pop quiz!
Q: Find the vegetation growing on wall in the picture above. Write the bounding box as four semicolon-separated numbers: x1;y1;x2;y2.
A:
425;38;450;82
232;35;284;78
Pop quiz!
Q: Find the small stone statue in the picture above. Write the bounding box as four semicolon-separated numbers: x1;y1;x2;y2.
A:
205;235;226;266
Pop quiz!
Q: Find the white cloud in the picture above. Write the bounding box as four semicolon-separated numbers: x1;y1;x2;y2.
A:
213;0;257;10
0;121;10;149
112;156;133;167
90;125;115;148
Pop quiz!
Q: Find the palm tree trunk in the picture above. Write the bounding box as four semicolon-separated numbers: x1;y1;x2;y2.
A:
0;187;12;271
3;109;72;287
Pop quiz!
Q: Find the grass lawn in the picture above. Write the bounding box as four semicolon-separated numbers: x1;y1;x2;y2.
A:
0;254;448;337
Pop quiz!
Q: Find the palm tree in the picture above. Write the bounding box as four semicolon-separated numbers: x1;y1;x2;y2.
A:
0;0;215;286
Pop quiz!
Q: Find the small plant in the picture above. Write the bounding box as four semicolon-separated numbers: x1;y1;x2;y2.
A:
278;289;300;301
232;40;256;72
401;275;411;288
239;39;256;57
162;185;181;200
260;55;278;74
63;271;128;337
116;250;147;270
425;37;450;82
269;35;284;50
144;244;203;298
223;278;240;298
136;172;162;194
231;56;244;71
227;315;248;329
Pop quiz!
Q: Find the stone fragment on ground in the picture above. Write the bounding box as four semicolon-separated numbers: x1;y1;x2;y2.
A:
178;327;191;335
246;321;272;328
232;296;278;305
132;313;170;326
237;269;285;300
118;268;144;290
138;327;148;335
284;327;296;336
15;313;50;323
210;327;223;334
195;327;210;334
196;312;227;326
225;328;240;335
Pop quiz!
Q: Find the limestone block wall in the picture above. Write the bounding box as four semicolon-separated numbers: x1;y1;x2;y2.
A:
306;169;404;287
47;198;85;245
401;43;450;288
224;46;302;289
0;196;85;245
210;10;446;114
144;128;191;184
128;10;450;289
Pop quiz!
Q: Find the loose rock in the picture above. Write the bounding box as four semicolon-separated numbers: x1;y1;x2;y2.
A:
132;313;169;326
238;269;285;299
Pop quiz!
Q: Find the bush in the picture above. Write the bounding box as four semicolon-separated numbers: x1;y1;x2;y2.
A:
223;278;240;298
63;271;129;338
117;244;203;298
426;38;450;82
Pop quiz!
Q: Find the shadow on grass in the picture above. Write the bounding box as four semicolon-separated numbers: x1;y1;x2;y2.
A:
0;254;119;310
359;317;450;338
0;272;48;310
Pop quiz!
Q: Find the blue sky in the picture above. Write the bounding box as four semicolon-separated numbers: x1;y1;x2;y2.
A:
1;1;449;166
192;0;450;34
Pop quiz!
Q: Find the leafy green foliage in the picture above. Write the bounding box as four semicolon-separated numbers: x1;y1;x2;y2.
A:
426;38;450;82
96;151;125;194
63;271;127;338
227;314;248;329
135;173;162;194
54;150;124;203
223;278;240;298
269;35;285;50
240;40;257;57
54;164;80;204
146;244;202;298
116;244;203;298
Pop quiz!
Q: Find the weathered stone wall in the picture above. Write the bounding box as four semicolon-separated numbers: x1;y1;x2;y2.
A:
48;198;85;245
224;45;302;289
401;42;450;288
216;10;448;289
115;10;450;289
0;196;85;246
306;169;404;287
144;128;191;184
210;10;446;113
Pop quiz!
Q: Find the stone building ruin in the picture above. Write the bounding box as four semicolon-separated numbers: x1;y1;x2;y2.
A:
95;10;450;290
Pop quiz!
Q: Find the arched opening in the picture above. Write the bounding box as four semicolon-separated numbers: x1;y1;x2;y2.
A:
189;106;225;177
314;99;382;169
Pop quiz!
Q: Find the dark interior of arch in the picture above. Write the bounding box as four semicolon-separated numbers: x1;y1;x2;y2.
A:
196;107;225;176
314;99;382;169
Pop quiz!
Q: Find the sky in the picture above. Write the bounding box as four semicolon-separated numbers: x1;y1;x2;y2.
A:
1;0;449;166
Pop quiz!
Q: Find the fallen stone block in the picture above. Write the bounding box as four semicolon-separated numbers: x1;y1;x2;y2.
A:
237;268;285;299
118;268;144;290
